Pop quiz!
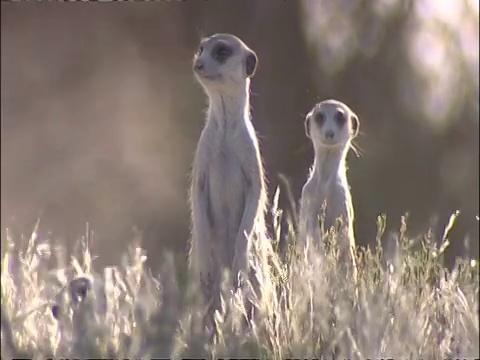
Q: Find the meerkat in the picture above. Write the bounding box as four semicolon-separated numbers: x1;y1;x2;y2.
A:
298;99;359;274
188;34;269;321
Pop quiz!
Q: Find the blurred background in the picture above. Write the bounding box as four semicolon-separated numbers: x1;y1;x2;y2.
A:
1;0;478;271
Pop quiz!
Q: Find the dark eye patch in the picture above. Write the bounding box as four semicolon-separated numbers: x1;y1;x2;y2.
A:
197;45;204;56
335;110;346;126
315;111;326;126
212;42;233;63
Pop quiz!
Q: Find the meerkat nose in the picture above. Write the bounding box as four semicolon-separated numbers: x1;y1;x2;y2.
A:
194;60;204;71
325;130;335;139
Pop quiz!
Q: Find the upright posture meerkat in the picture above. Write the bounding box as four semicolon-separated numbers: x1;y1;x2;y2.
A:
298;99;359;272
188;34;268;313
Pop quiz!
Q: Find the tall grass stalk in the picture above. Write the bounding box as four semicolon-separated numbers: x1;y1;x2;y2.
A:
1;207;478;359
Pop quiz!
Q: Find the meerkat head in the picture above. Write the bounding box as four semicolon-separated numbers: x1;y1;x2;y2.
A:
192;33;258;93
304;99;359;150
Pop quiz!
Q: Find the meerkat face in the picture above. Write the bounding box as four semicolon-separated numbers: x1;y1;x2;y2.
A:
305;100;359;149
193;33;258;91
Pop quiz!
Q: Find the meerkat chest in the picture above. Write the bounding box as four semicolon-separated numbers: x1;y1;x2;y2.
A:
305;173;343;213
208;131;248;204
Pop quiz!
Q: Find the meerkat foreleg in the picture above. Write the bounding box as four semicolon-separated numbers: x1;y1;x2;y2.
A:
191;171;213;281
232;166;262;287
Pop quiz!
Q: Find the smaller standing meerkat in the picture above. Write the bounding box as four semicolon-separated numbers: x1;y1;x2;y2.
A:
298;99;359;273
188;34;269;314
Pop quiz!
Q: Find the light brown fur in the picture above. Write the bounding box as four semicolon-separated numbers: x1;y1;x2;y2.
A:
298;99;359;276
187;34;271;327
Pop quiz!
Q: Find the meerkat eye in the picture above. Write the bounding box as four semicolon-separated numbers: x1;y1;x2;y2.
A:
335;110;346;126
315;112;325;125
213;43;232;62
197;45;204;56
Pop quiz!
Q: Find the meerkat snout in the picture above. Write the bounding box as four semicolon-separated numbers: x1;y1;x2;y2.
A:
193;59;204;72
325;129;335;140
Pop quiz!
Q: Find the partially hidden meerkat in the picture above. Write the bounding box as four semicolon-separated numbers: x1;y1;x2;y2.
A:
188;34;269;315
298;99;359;274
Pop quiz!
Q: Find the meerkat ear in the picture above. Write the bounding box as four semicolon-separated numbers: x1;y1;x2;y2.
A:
245;50;258;78
305;116;311;138
350;113;359;138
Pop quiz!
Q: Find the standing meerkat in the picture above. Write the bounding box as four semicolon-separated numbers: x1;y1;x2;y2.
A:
298;99;359;273
188;34;269;315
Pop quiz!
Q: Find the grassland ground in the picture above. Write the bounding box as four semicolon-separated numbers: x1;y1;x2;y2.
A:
1;211;479;359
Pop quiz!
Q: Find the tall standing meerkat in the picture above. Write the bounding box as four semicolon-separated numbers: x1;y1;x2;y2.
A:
298;99;359;272
188;34;269;309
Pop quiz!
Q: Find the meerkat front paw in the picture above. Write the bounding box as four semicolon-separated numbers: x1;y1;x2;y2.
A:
232;252;249;289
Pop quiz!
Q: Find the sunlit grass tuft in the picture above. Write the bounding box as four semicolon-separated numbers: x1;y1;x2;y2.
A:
1;208;478;359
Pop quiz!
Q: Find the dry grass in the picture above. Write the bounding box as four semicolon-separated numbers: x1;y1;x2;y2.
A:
1;209;479;359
